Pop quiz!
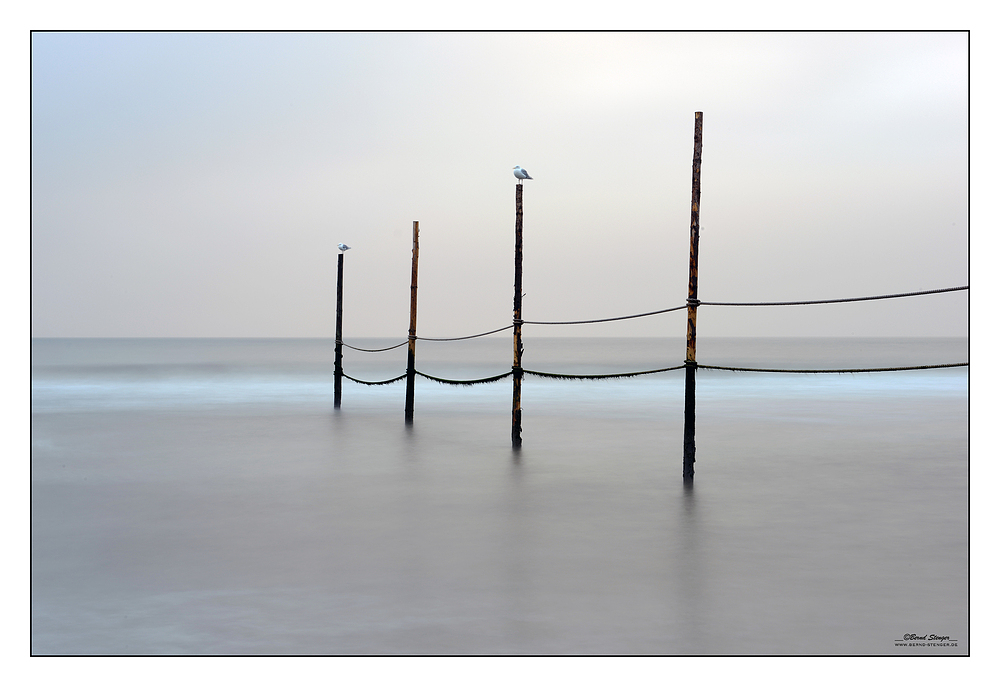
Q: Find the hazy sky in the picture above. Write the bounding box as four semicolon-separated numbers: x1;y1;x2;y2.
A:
31;31;969;338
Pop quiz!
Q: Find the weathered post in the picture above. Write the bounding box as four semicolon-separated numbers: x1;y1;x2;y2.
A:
334;251;345;409
512;184;524;448
405;221;419;424
683;112;703;482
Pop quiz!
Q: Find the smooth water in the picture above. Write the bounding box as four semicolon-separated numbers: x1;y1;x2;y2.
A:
31;337;969;655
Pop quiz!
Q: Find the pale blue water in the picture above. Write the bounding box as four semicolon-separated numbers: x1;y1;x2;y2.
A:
31;337;968;655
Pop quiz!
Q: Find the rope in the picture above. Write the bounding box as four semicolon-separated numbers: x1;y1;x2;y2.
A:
338;286;966;349
342;325;512;349
340;340;409;352
415;370;514;385
416;325;514;342
697;362;968;373
522;304;687;326
700;285;968;307
340;360;966;385
523;364;687;379
342;372;408;385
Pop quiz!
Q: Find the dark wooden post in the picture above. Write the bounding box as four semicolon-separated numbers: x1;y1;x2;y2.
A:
334;251;345;409
405;221;419;424
512;184;524;448
683;112;703;482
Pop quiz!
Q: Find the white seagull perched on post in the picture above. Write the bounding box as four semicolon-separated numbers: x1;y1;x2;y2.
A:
338;243;351;252
513;166;532;182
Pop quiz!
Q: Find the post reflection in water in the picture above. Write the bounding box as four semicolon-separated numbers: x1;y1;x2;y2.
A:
676;481;707;654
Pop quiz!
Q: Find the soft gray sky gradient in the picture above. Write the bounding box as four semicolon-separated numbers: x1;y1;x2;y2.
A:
31;31;968;338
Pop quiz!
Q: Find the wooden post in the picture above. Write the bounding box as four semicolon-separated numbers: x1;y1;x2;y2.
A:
512;183;524;448
405;221;419;424
683;112;703;482
334;251;345;409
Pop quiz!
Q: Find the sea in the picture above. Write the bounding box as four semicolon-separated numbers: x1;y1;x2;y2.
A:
30;336;969;656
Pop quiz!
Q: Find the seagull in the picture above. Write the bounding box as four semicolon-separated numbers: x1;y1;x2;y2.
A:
338;243;351;252
513;166;533;183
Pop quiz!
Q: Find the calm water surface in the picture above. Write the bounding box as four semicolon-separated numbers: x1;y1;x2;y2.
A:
31;337;969;655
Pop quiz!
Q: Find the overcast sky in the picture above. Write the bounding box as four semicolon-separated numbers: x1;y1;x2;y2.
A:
30;31;968;338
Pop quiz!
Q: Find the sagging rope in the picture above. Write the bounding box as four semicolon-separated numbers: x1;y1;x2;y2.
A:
339;286;967;350
697;362;969;374
416;325;514;342
416;370;514;385
342;372;408;385
340;365;688;386
341;370;514;386
700;285;968;307
341;304;686;353
340;326;513;351
342;360;968;386
340;340;409;353
523;365;687;379
523;304;686;325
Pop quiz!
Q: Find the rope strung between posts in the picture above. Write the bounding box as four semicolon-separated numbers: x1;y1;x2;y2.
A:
342;369;514;386
340;326;513;351
342;371;408;385
697;362;969;373
699;285;968;307
340;304;686;352
339;340;409;352
415;370;514;385
415;325;514;342
341;365;690;386
522;304;687;325
523;364;687;379
338;286;967;351
342;361;968;385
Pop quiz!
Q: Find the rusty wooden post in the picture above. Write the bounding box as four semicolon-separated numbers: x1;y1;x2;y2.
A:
334;251;345;409
405;221;419;424
512;183;524;448
683;112;703;482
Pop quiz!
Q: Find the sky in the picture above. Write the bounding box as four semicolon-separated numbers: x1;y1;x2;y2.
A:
30;31;969;339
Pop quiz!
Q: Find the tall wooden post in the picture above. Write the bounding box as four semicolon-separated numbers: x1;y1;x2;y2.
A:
334;252;345;409
683;112;703;482
405;221;419;424
512;183;524;448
